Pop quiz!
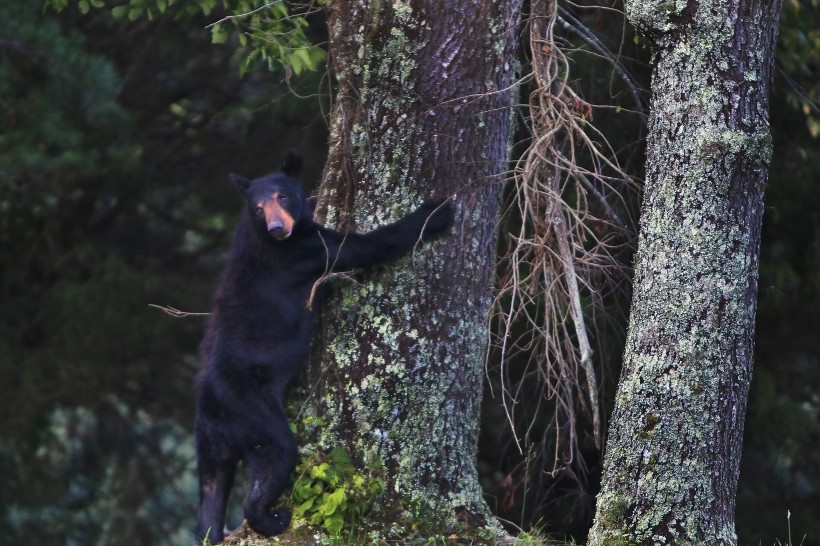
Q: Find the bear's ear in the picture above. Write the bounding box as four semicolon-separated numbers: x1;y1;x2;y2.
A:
281;150;303;177
230;173;251;192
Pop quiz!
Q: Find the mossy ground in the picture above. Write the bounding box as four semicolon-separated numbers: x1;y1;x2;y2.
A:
209;521;521;546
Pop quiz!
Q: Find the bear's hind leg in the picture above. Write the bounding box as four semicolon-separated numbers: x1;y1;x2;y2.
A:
242;425;297;537
195;435;237;545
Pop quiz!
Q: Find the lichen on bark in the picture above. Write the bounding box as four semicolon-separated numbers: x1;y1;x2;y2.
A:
588;0;783;545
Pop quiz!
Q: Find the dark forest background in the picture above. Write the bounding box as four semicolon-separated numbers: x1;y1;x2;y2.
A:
1;1;818;544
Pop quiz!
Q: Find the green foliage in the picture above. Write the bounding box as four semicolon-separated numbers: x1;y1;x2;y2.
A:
1;3;134;184
44;0;227;20
210;0;327;76
2;403;196;545
730;7;820;537
777;0;820;137
43;0;328;76
291;443;385;540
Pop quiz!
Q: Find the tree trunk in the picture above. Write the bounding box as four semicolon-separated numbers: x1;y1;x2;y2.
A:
305;0;522;533
588;1;783;545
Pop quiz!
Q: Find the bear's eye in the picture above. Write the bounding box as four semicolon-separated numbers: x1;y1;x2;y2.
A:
279;194;289;202
255;207;264;217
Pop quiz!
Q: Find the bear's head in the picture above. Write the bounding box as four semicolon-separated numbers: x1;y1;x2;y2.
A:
231;151;305;241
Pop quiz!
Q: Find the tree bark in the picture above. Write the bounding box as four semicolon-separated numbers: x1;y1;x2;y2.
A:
306;0;522;531
588;1;783;545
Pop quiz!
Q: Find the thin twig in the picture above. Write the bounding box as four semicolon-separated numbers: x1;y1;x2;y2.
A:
148;304;210;318
204;2;277;29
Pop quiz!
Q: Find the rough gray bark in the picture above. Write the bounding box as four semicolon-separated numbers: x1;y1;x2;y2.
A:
305;0;522;531
587;0;783;545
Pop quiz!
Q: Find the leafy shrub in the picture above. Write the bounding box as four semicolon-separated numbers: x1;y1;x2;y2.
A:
291;445;385;539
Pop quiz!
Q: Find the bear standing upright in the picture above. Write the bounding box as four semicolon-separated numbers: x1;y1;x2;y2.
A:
194;151;454;544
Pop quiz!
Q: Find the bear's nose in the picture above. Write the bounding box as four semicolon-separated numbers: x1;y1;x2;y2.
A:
268;221;288;239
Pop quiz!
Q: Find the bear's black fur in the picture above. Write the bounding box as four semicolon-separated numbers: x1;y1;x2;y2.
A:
194;151;453;544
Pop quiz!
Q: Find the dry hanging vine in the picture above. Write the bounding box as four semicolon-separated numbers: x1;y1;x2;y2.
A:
491;0;641;479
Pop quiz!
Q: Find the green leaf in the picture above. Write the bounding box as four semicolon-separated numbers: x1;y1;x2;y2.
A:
43;0;71;12
293;480;317;501
289;53;304;76
310;47;328;68
369;478;385;495
323;514;344;536
309;462;329;480
326;468;340;486
78;0;90;13
239;51;258;76
111;5;128;19
315;488;344;517
294;48;314;71
294;498;314;516
271;3;288;17
320;487;346;515
328;446;352;465
128;5;144;20
351;474;365;489
200;0;216;16
210;24;229;45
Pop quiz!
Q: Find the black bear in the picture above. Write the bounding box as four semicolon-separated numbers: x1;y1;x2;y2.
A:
194;151;453;544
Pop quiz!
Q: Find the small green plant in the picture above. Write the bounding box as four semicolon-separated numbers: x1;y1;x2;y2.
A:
290;445;385;540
